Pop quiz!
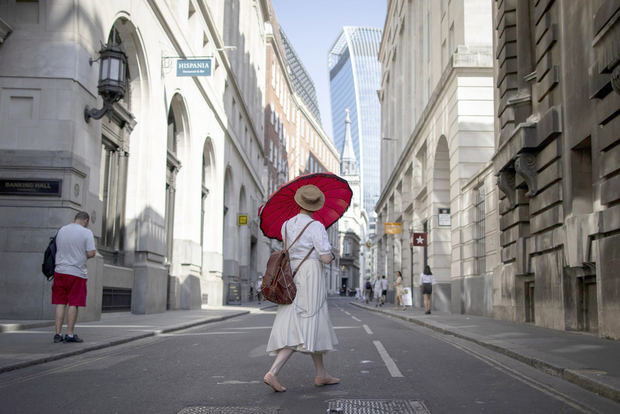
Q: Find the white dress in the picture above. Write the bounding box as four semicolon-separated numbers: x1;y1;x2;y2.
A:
266;214;338;355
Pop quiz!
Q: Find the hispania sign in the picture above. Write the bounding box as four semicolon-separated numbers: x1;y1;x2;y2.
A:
176;59;212;76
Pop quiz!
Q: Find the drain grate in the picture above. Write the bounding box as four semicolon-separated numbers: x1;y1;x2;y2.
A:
326;399;430;414
178;407;278;414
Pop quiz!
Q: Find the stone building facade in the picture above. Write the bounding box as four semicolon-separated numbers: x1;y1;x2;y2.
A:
492;0;620;339
376;0;496;311
264;9;290;198
0;0;270;320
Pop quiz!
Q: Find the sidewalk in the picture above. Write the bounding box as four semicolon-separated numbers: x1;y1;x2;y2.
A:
351;301;620;403
0;301;275;374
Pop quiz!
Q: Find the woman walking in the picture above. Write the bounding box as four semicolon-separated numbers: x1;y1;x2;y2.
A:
263;185;340;392
420;265;435;314
394;271;406;311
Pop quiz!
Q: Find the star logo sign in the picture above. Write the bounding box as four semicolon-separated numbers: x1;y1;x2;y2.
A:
412;232;427;247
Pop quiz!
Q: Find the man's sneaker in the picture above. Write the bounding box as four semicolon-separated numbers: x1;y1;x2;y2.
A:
64;334;83;343
53;334;63;343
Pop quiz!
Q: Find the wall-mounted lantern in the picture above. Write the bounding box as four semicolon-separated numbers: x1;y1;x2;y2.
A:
84;41;128;122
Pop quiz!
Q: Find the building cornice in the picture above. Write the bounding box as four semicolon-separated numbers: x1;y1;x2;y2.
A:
375;62;493;212
295;95;340;160
0;17;12;45
462;160;494;191
378;0;396;62
258;0;270;22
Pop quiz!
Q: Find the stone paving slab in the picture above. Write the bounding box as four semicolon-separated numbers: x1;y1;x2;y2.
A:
0;303;275;374
351;301;620;403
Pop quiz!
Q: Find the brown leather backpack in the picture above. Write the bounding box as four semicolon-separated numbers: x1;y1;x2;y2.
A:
261;220;315;305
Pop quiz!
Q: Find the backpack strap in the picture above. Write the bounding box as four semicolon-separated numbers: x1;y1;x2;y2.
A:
283;219;317;277
292;246;315;277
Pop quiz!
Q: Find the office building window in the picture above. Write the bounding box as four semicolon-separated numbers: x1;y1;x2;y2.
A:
474;185;486;275
99;135;127;259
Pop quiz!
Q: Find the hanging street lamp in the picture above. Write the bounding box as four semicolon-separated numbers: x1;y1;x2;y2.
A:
84;41;128;122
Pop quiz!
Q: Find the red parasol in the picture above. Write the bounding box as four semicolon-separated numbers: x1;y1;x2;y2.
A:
258;173;353;241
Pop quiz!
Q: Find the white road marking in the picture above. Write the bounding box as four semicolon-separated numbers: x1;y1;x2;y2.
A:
75;325;154;328
217;380;261;385
226;326;272;330
363;324;373;335
159;332;245;336
344;311;351;316
373;340;404;378
333;326;360;329
351;316;362;322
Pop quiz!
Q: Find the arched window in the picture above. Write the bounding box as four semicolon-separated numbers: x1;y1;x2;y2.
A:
98;25;135;265
165;102;182;265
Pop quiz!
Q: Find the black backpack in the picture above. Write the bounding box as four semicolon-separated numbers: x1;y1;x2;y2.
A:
42;233;57;281
365;281;372;289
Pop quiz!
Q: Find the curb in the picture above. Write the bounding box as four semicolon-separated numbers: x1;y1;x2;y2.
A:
351;302;620;403
0;310;250;375
0;321;55;333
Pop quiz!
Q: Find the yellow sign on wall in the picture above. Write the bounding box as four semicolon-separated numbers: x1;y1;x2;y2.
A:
238;214;248;225
384;222;402;234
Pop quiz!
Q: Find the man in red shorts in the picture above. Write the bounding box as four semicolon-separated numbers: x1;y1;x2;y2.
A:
52;211;96;343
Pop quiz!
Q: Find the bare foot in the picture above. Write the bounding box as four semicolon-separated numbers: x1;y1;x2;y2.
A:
314;375;340;387
264;372;286;392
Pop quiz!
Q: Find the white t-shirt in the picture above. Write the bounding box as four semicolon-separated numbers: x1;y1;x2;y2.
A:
281;214;331;260
54;223;96;279
420;273;436;285
373;279;383;292
381;278;388;290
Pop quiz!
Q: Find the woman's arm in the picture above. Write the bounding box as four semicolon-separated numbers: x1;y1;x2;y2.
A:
319;252;334;264
311;221;332;264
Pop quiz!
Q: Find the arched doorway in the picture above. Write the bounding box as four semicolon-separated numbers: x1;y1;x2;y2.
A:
431;135;451;311
201;138;216;304
165;94;187;309
98;18;146;313
223;167;237;289
238;186;249;299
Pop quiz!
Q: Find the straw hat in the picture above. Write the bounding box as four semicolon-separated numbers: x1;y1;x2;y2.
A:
294;184;325;211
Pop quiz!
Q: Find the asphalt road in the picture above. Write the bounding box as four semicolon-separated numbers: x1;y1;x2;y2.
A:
0;298;618;414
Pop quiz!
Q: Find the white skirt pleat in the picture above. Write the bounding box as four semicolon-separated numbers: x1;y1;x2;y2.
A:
266;258;338;355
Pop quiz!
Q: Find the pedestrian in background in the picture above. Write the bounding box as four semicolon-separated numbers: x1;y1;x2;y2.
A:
380;275;388;306
256;276;263;304
52;211;96;343
364;278;372;304
373;275;383;307
420;265;436;314
264;185;339;392
393;271;405;311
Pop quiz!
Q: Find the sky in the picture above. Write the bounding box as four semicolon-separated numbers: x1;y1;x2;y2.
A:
271;0;387;142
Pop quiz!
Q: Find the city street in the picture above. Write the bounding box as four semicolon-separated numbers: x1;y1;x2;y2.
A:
1;298;617;414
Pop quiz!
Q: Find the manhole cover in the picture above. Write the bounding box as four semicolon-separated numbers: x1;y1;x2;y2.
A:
178;407;278;414
326;399;430;414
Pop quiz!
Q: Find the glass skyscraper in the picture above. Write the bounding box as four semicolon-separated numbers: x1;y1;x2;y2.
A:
328;27;382;213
